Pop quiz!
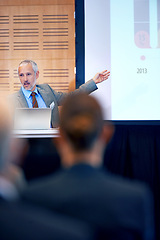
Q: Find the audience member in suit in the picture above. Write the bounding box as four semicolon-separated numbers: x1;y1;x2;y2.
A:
21;93;155;240
0;201;95;240
0;95;95;240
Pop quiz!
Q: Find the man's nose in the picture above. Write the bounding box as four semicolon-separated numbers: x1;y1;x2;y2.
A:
24;74;28;81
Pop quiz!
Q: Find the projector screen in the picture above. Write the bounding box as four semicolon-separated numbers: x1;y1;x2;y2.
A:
85;0;160;121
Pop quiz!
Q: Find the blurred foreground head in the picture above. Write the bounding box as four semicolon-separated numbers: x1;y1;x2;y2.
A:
58;93;114;167
0;96;27;191
0;94;27;172
0;96;12;170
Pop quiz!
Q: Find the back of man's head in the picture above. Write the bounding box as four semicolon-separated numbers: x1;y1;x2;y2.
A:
59;93;104;152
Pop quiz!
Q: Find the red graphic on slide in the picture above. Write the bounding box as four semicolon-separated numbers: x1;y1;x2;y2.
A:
135;31;150;48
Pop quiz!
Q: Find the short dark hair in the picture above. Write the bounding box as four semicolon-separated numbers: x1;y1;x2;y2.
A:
60;93;103;151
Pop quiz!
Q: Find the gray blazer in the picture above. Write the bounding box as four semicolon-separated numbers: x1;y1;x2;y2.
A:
10;80;98;127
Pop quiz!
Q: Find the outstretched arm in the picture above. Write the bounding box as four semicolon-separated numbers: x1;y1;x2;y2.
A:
92;69;110;84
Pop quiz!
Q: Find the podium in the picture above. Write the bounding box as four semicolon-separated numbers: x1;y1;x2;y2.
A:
12;128;59;138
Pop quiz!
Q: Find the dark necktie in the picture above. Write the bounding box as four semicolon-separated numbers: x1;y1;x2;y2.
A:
31;92;38;108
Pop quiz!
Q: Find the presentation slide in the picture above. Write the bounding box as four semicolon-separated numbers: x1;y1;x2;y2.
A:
85;0;160;120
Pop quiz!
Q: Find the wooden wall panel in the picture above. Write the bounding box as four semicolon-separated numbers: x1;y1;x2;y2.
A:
0;1;75;94
0;0;74;6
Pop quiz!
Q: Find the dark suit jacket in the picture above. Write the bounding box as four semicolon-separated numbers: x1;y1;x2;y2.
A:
22;164;155;240
0;197;94;240
9;80;97;127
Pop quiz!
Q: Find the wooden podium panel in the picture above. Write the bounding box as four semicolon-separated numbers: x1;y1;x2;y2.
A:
0;1;75;94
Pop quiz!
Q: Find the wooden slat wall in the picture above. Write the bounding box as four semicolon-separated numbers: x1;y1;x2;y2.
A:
0;0;74;5
0;0;75;95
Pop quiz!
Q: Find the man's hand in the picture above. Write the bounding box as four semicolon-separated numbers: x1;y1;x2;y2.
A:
92;70;110;84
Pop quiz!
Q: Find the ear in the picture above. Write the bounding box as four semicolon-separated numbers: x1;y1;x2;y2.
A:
52;133;63;153
100;122;115;144
36;70;39;79
52;131;74;168
52;129;70;156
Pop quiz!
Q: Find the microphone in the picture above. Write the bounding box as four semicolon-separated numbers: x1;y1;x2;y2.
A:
50;102;55;110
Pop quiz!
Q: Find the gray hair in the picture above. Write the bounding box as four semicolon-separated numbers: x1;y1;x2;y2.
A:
18;60;38;75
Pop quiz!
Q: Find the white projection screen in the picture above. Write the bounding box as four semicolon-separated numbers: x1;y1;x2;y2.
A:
85;0;160;121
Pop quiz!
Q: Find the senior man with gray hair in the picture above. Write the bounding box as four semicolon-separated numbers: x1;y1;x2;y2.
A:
10;59;110;127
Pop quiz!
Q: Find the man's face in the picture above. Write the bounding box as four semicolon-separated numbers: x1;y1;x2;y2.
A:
18;63;39;91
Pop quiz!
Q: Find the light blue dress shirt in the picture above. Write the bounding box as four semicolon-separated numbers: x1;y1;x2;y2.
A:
21;87;47;108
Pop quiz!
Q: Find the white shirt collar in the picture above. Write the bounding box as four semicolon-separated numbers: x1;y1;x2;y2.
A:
21;86;38;99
